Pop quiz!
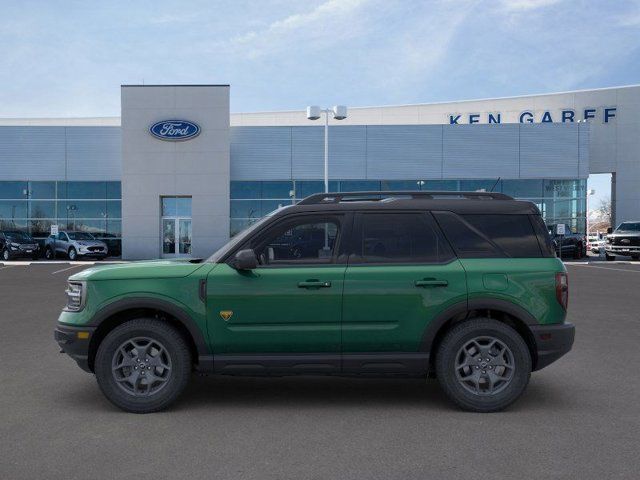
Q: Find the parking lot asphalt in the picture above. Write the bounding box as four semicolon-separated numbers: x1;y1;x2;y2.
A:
1;261;639;480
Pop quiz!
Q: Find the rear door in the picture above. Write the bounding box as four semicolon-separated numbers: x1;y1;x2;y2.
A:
341;212;467;372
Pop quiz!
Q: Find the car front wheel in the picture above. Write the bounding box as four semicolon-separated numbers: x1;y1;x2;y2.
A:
2;249;10;261
436;318;531;412
68;247;77;260
94;319;192;413
605;253;616;261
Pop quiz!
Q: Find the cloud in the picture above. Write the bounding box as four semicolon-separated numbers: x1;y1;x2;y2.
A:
225;0;371;58
498;0;563;11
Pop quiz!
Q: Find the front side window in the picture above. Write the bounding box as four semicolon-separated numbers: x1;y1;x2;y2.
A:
252;217;340;265
355;213;453;264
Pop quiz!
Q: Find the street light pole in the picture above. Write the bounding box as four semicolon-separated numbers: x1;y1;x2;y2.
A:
307;105;348;194
324;110;329;193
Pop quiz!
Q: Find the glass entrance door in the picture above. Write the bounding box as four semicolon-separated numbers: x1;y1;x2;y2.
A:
162;218;191;256
161;197;192;257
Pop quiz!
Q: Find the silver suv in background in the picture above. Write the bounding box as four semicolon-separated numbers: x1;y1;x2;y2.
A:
45;231;108;260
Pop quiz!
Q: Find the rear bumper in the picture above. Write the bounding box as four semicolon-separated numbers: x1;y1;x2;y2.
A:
54;324;96;373
530;322;575;371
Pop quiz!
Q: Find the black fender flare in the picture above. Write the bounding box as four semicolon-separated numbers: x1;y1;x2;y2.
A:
420;298;538;353
88;297;210;356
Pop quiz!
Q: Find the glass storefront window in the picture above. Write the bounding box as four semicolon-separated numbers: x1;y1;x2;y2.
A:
29;182;56;199
262;181;293;199
339;180;380;192
29;201;55;219
381;180;421;191
0;181;122;256
230;181;261;199
106;182;121;199
424;180;459;191
60;181;107;199
0;200;28;219
0;182;27;199
230;200;261;219
501;179;543;198
294;180;338;198
106;200;121;218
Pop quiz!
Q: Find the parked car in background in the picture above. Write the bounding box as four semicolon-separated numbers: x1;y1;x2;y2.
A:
0;231;40;260
45;231;108;260
547;223;587;259
604;221;640;261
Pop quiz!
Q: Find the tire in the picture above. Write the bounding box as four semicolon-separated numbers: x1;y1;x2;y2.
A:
605;253;615;261
573;243;583;259
94;318;192;413
68;247;77;260
44;247;53;260
2;249;10;261
632;255;640;261
436;318;531;413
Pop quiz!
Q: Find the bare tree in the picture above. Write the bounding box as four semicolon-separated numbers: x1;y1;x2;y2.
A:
596;198;612;225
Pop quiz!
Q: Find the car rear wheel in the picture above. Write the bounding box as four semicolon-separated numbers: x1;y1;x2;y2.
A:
44;247;54;260
436;318;531;412
68;247;77;260
95;319;191;413
573;243;583;259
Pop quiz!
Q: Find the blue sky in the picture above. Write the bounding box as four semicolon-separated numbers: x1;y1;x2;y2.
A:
1;0;638;201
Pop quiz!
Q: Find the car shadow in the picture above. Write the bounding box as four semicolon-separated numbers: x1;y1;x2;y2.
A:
58;373;575;414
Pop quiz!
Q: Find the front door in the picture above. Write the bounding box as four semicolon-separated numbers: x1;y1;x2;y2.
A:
341;212;467;372
206;214;347;368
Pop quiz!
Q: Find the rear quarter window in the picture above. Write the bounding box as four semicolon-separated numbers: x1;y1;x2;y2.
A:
434;212;545;258
461;214;543;258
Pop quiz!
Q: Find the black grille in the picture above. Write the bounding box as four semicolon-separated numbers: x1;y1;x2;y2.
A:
88;246;104;252
612;236;640;246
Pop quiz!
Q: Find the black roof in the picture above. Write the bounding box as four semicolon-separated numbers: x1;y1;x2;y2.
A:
274;191;540;216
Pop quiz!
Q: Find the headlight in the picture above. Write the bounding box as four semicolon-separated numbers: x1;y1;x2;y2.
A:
64;281;86;312
10;242;19;250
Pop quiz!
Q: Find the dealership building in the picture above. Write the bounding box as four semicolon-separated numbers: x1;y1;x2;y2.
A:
0;84;638;259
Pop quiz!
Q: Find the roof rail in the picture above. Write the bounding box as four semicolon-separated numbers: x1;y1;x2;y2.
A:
297;190;513;205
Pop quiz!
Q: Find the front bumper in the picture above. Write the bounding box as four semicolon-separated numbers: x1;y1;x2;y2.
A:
54;324;96;373
530;322;575;371
604;245;640;255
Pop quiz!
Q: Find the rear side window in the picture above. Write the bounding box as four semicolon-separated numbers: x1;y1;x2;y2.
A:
354;213;453;264
433;211;502;258
530;214;556;257
461;214;542;258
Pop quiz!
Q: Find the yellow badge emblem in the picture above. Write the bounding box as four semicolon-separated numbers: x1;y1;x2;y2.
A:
220;310;233;321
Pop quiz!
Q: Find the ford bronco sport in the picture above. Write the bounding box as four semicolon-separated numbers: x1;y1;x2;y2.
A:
54;191;574;413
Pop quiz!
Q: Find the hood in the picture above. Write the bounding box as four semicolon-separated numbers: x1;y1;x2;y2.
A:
69;259;207;281
75;240;107;246
610;231;640;237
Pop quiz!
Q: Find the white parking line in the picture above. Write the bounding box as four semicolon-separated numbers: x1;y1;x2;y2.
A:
568;263;640;273
0;265;17;271
51;264;90;275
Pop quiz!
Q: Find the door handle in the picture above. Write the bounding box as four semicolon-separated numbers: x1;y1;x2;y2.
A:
298;280;332;289
415;279;448;288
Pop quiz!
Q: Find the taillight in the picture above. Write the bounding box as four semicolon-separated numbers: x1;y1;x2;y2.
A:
555;272;568;310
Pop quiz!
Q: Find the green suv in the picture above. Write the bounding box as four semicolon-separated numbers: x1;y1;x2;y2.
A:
54;191;574;413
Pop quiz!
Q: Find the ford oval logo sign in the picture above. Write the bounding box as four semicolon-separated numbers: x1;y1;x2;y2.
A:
149;120;200;141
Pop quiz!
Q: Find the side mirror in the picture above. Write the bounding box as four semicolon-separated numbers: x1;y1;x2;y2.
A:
233;249;258;270
607;227;613;234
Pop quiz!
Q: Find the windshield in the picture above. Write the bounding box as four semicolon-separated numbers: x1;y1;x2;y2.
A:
616;222;640;232
206;206;290;263
6;231;34;242
67;232;96;240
